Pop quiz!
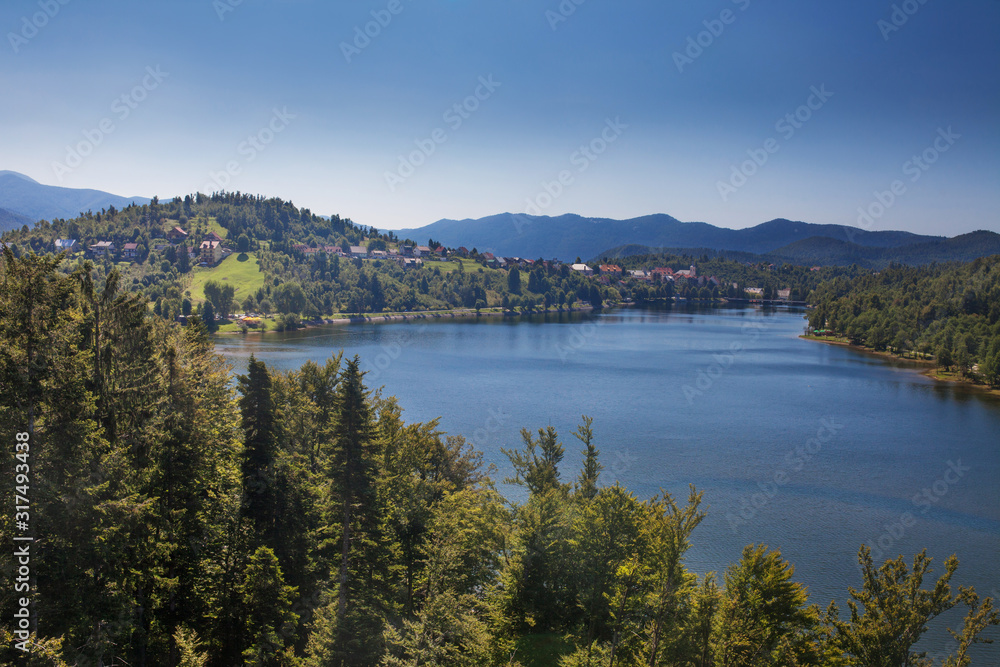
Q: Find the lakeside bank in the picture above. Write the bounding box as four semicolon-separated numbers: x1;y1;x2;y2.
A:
800;333;1000;398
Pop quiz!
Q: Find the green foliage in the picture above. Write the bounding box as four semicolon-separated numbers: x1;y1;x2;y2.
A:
809;257;1000;384
0;191;609;319
714;545;828;666
502;426;566;496
1;251;996;666
827;547;999;667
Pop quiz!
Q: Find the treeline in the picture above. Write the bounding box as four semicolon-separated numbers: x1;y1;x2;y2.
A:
250;252;613;322
1;192;360;262
605;252;862;303
808;256;1000;386
2;249;998;666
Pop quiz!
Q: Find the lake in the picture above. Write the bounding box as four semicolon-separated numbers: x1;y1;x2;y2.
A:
213;305;1000;659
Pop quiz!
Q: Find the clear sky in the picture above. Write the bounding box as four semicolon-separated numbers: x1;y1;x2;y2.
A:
2;0;998;235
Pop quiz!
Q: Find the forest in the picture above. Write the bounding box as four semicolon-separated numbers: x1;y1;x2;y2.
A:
2;246;998;666
807;257;1000;387
0;193;614;327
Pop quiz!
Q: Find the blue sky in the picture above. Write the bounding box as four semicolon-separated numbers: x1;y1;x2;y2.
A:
2;0;998;235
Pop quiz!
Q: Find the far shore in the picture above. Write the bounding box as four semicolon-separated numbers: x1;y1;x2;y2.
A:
217;303;602;335
801;334;1000;398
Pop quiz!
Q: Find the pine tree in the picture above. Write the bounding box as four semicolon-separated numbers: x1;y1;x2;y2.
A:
238;355;280;545
507;268;522;295
574;416;601;501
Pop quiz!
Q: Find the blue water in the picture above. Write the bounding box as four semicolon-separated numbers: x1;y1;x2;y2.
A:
213;306;1000;660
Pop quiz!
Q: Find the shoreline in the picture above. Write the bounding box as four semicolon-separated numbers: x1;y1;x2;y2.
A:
220;304;601;334
800;334;1000;399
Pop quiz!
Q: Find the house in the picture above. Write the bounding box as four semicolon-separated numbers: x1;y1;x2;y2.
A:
434;246;447;258
324;245;343;255
199;240;223;265
600;264;622;275
400;245;414;257
415;245;432;257
708;276;721;287
55;239;77;252
650;267;674;281
674;264;698;279
89;241;115;257
370;250;388;259
456;247;469;257
167;226;188;242
396;257;423;269
349;245;368;258
628;270;649;280
203;231;223;242
482;252;495;261
122;242;140;260
777;288;792;301
571;263;593;276
745;287;764;297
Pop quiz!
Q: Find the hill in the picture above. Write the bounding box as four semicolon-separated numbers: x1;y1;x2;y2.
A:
0;191;610;325
0;206;32;232
596;230;1000;269
0;170;150;225
396;213;944;261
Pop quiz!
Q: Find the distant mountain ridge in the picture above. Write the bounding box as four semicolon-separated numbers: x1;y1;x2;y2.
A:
598;230;1000;269
397;213;950;262
0;171;150;231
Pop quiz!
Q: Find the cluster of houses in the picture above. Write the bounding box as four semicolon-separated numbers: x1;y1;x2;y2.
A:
290;242;454;269
479;252;563;271
53;226;231;267
741;286;793;301
573;263;722;288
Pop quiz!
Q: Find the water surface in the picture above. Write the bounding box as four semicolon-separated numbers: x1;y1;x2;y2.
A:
214;306;1000;658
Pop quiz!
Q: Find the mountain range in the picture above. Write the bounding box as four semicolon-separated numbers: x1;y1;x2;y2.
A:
0;171;149;231
398;213;1000;266
2;171;997;268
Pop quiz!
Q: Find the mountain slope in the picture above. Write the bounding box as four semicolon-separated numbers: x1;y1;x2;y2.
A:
397;213;944;261
0;171;150;224
0;206;33;232
599;230;1000;269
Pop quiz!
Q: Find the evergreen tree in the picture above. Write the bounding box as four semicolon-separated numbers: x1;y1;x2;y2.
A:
202;300;217;331
573;415;601;501
238;355;280;545
507;268;522;295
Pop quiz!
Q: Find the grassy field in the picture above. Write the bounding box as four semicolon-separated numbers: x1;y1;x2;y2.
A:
205;216;227;239
432;258;488;274
187;252;265;304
